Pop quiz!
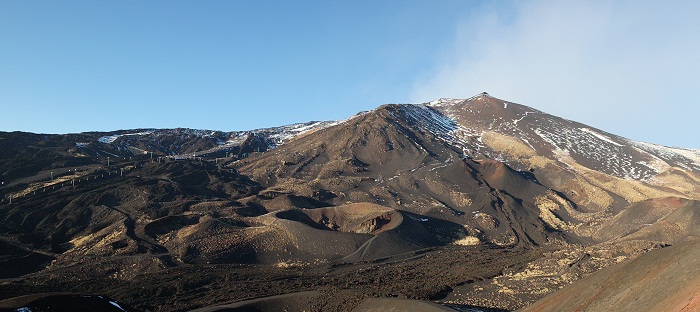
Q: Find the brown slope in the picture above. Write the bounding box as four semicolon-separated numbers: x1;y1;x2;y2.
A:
618;199;700;243
520;239;700;312
592;197;686;242
236;103;576;247
0;160;263;275
590;198;700;245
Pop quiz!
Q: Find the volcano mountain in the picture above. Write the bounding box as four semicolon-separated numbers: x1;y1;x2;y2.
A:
1;93;698;311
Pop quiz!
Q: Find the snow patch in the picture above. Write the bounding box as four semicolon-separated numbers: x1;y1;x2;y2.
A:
266;121;338;145
109;301;126;311
579;128;623;146
98;135;120;144
98;150;120;157
98;131;153;144
533;128;558;149
427;98;464;107
636;160;667;174
630;141;700;171
513;111;534;126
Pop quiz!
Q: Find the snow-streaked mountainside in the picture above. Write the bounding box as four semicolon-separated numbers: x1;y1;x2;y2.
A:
421;94;700;180
13;92;700;184
89;121;339;158
376;94;698;184
73;92;700;183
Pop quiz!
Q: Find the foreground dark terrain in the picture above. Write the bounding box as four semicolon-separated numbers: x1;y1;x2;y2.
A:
1;94;699;311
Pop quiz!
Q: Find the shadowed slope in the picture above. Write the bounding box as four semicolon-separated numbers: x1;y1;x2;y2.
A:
0;160;263;275
521;239;700;312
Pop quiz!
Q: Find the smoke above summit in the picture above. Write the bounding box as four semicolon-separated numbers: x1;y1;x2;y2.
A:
411;0;700;148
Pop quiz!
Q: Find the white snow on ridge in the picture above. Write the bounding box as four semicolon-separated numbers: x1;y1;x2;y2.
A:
266;120;339;145
630;140;700;171
672;147;700;163
95;121;341;158
396;104;485;157
533;122;656;180
98;135;120;144
416;96;699;180
289;122;324;133
579;128;624;146
398;104;457;141
225;133;248;146
636;160;668;174
98;131;153;144
427;98;464;107
533;128;560;151
415;98;675;180
513;111;534;126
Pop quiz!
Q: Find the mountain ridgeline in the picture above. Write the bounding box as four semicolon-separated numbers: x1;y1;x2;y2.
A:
1;93;699;311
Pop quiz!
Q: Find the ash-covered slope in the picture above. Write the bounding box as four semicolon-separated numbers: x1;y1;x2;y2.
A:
237;101;576;247
236;92;700;258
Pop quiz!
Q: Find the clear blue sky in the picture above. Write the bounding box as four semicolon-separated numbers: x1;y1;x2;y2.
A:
1;1;698;148
0;1;480;132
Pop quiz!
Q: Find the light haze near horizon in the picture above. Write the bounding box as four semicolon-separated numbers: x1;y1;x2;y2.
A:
1;1;698;148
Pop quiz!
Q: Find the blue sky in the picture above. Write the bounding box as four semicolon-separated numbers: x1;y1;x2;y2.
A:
1;1;698;148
